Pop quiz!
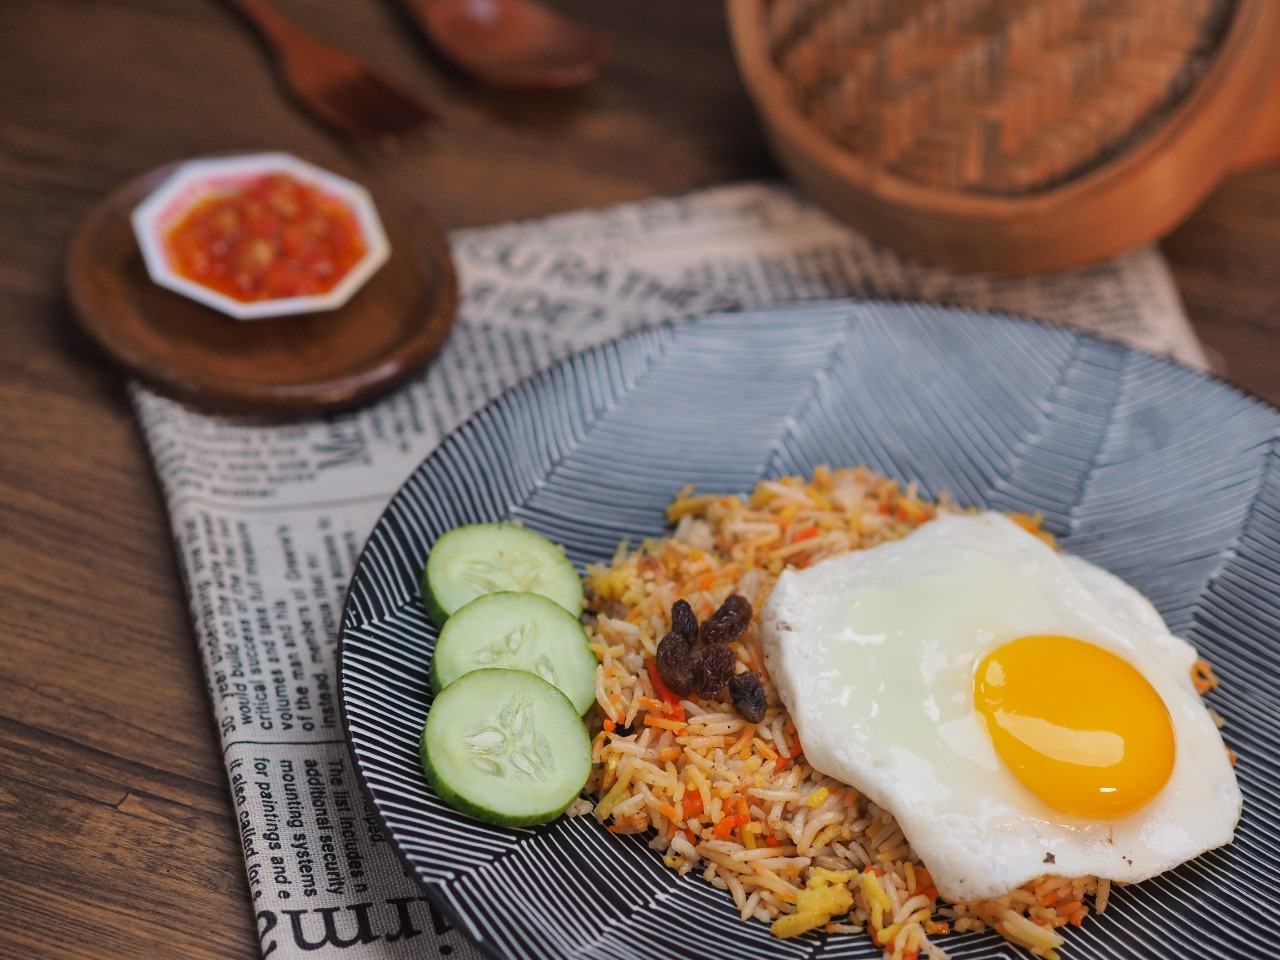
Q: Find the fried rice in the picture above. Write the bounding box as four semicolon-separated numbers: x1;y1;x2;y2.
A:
579;466;1109;960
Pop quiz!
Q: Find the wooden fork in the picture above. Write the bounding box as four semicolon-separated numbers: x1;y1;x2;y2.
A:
221;0;436;143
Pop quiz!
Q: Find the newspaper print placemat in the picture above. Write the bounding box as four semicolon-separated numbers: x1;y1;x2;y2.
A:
128;181;1205;960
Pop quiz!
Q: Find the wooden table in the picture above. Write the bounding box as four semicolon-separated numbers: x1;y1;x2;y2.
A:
2;2;1277;957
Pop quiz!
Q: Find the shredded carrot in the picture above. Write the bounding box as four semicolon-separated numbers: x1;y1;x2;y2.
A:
776;734;802;769
1058;901;1086;926
713;813;750;838
1008;512;1044;535
638;695;685;719
1192;659;1220;694
792;525;819;542
915;866;937;899
602;718;616;732
644;714;687;732
727;723;757;755
753;738;778;762
682;791;704;817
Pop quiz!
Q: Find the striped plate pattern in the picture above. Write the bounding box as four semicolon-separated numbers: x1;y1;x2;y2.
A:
339;302;1280;960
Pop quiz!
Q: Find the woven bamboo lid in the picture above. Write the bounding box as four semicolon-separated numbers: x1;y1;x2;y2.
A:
728;0;1280;271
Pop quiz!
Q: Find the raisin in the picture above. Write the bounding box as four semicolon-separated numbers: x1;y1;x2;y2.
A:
700;594;753;645
656;631;694;696
671;599;698;645
728;671;767;723
693;643;738;699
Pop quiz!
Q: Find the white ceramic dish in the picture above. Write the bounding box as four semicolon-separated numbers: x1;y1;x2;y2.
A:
130;152;390;320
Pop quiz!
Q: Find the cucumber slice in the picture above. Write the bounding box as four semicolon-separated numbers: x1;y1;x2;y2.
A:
421;668;591;827
431;592;598;715
422;522;584;626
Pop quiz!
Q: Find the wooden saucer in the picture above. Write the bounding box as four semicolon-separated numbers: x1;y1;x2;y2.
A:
66;160;458;417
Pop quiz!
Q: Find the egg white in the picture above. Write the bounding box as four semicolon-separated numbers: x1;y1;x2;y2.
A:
761;511;1241;902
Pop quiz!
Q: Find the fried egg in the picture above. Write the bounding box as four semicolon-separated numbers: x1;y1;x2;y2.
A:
761;511;1241;902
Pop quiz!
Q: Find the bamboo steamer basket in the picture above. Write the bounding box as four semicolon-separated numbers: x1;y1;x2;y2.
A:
727;0;1280;272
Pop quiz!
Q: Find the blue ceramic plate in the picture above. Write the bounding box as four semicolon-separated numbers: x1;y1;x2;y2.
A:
339;302;1280;960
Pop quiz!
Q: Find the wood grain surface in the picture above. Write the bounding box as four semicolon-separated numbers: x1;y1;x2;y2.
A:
0;2;1277;959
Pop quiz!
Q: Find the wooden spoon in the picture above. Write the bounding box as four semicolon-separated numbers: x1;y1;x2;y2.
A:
397;0;609;90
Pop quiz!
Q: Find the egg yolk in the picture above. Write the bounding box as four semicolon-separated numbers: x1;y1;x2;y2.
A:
974;635;1175;818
